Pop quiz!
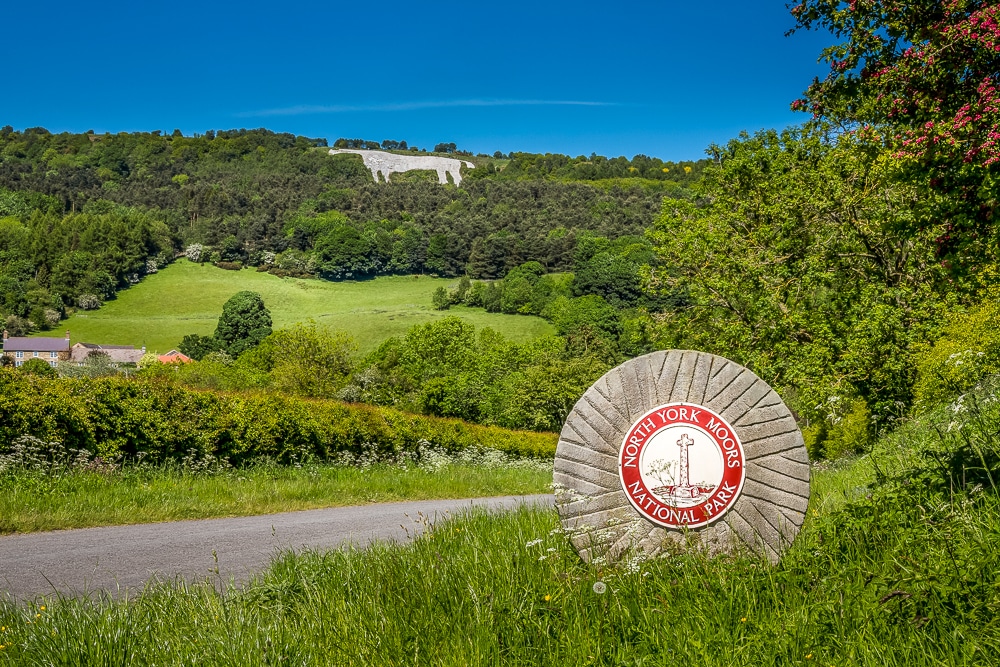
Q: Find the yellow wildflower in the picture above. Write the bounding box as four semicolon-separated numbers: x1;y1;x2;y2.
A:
543;595;551;602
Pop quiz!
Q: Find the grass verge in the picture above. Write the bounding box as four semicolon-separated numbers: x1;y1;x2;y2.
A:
0;455;551;535
1;488;997;665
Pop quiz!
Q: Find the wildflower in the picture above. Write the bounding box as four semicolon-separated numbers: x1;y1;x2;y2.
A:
543;594;551;602
806;654;813;660
525;539;543;548
39;606;45;611
741;617;747;622
593;581;607;594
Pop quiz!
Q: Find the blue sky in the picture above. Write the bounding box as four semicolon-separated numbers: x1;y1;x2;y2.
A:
2;1;832;161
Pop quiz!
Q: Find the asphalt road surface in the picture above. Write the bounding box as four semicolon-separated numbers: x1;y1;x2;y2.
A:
0;494;553;602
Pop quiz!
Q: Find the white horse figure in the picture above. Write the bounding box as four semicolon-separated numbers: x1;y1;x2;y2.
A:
328;149;475;186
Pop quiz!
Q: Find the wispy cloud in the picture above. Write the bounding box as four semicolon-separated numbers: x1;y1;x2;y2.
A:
237;99;616;117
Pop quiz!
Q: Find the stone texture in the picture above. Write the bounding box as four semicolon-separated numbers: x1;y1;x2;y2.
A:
554;350;810;564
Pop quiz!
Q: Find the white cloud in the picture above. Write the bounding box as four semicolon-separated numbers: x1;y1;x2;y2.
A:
237;99;616;117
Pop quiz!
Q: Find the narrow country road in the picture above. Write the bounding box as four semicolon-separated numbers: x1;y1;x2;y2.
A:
0;494;553;602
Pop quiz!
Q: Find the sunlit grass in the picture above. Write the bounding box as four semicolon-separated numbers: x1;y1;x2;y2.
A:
3;388;1000;664
0;459;552;534
2;489;997;665
54;260;554;353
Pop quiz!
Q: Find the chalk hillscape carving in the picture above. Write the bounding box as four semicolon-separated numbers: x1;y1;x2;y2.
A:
329;149;475;185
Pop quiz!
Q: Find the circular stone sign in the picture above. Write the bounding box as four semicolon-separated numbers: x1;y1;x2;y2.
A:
554;350;810;564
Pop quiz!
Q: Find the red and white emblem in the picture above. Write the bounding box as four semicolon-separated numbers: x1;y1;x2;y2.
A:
618;402;746;528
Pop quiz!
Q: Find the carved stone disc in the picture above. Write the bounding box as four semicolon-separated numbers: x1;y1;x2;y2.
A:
554;350;810;564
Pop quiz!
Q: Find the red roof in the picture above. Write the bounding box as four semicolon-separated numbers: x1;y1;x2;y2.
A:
158;350;193;364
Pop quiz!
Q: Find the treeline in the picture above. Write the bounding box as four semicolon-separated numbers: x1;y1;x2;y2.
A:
0;126;695;282
489;152;706;184
331;136;710;182
0;190;173;335
165;318;608;434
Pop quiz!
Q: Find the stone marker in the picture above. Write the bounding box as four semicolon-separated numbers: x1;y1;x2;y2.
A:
554;350;810;564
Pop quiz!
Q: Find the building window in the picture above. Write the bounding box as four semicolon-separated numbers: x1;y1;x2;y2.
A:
33;351;38;358
50;351;57;359
15;361;22;367
15;351;23;359
49;361;57;368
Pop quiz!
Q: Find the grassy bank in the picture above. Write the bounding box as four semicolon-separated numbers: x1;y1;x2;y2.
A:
54;260;554;353
2;386;999;664
1;492;996;665
0;455;551;534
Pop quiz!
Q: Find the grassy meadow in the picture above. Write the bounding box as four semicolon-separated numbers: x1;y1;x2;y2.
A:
53;260;554;353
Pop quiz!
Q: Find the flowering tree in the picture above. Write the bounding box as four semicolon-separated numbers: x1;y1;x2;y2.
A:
791;0;1000;276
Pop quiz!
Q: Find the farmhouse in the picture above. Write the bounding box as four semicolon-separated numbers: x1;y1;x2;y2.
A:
1;330;71;368
70;342;146;366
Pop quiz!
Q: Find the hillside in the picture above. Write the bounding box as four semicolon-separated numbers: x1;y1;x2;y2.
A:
0;127;700;340
56;260;554;353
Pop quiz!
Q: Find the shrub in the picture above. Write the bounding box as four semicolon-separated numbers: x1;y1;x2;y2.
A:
805;398;872;460
77;294;101;310
18;358;57;378
214;261;243;271
914;297;1000;406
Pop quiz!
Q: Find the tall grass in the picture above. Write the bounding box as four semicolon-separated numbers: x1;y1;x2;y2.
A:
2;382;1000;664
0;444;551;534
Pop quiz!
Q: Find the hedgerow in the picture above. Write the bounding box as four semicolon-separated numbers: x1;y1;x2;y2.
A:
0;370;556;464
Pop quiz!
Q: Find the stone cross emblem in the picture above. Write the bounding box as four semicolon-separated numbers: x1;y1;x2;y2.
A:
676;433;694;488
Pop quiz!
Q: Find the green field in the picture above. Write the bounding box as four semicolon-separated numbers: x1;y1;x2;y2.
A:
54;261;554;353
